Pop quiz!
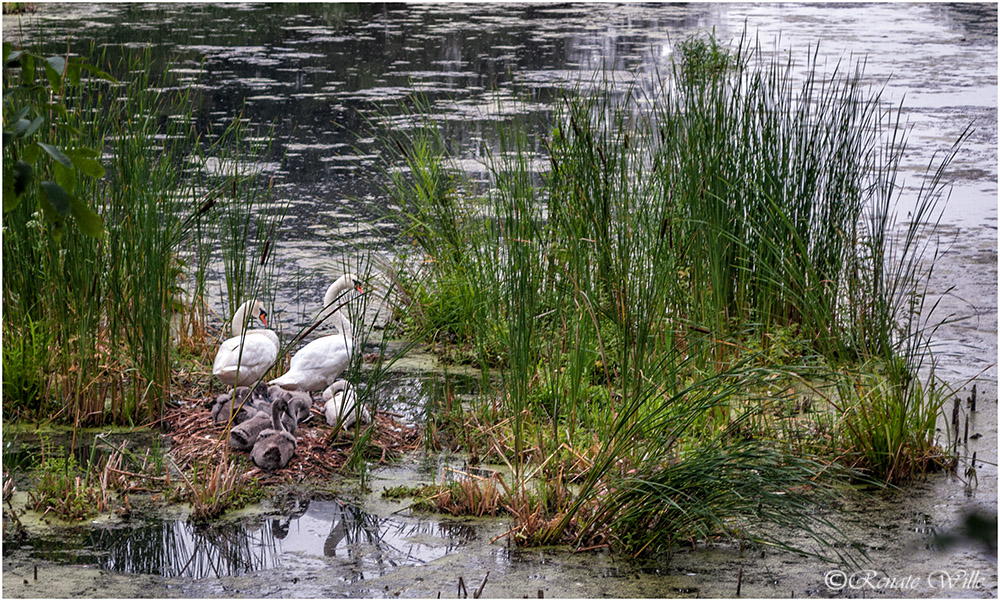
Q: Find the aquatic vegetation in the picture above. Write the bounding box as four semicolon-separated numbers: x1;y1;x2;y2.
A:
2;43;112;240
832;368;953;482
179;457;259;522
2;45;281;425
27;448;111;521
381;32;966;558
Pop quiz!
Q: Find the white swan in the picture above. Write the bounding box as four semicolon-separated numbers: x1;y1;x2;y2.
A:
212;299;280;388
269;274;363;392
323;379;370;429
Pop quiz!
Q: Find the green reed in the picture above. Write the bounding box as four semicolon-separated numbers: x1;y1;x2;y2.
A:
383;31;966;555
3;46;278;425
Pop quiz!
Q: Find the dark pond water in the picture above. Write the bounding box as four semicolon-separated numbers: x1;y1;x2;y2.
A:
2;3;997;598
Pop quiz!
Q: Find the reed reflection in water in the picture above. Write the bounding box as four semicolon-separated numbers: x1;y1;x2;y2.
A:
90;519;281;578
74;500;477;580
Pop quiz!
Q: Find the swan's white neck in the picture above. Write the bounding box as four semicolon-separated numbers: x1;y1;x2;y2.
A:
327;380;350;394
323;274;361;308
231;299;259;337
323;274;360;338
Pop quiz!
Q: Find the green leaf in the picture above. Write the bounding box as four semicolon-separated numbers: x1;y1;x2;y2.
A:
54;161;75;193
39;185;68;241
9;118;31;138
45;55;66;75
66;60;82;87
3;42;13;63
21;53;35;85
44;56;64;93
65;147;99;159
80;62;118;84
12;161;33;196
42;102;68;118
66;148;105;177
70;156;105;178
8;106;30;124
23;143;40;164
3;170;19;213
37;142;74;169
64;146;105;177
40;181;71;217
24;116;45;139
69;195;104;239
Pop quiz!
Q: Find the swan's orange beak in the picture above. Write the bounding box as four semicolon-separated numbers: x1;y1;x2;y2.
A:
354;282;364;294
258;309;269;327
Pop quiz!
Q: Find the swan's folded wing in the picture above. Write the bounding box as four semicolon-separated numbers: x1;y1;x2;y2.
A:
287;335;351;370
213;333;279;376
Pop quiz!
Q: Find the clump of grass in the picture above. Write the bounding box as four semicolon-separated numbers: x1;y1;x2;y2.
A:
428;471;507;517
27;449;111;521
178;457;259;522
390;471;508;518
1;314;50;419
833;369;952;482
674;29;732;85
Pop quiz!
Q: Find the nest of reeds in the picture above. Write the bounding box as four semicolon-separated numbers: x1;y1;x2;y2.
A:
163;397;421;485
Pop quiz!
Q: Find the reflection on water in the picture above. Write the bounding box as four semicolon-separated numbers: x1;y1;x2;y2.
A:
14;500;476;581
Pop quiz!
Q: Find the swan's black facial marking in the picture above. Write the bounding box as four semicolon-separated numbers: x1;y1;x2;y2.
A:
258;307;269;327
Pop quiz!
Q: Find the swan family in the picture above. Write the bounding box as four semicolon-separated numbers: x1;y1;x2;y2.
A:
211;274;370;471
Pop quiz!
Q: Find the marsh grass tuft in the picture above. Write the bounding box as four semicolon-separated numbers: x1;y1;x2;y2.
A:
178;457;259;522
27;447;111;520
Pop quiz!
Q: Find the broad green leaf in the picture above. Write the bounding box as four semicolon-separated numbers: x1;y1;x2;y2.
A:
80;62;118;84
54;161;75;193
21;53;35;85
66;61;82;87
37;142;74;168
69;195;104;239
3;43;13;63
8;106;30;123
65;147;99;159
44;57;64;93
24;116;45;138
23;143;40;164
40;181;71;216
12;160;33;196
45;55;66;76
70;156;105;178
43;102;68;118
39;185;68;242
9;118;31;138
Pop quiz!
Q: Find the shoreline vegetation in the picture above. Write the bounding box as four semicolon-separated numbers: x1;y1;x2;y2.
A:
2;33;970;563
